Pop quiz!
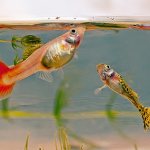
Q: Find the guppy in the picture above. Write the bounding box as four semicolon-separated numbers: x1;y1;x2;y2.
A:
96;64;150;130
0;26;85;100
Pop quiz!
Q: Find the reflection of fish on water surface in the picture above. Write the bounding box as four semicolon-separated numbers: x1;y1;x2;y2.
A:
96;64;150;130
0;26;86;100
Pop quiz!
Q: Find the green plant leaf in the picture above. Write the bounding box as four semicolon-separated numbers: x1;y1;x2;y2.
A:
13;54;22;65
11;36;22;50
53;81;69;126
21;35;41;47
24;135;29;150
105;92;117;122
1;98;9;119
55;127;71;150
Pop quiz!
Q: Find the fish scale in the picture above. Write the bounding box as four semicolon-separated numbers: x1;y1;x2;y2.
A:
119;75;139;102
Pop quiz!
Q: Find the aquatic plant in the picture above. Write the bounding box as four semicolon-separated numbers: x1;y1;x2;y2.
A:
11;35;42;65
11;35;41;50
105;92;138;150
0;35;42;64
55;127;71;150
24;135;29;150
53;80;69;127
23;127;87;150
53;80;102;150
1;98;9;119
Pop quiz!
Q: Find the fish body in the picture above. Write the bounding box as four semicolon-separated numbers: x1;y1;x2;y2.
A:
96;64;150;130
41;36;76;68
0;26;85;100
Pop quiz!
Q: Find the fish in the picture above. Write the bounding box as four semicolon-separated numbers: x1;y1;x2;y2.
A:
0;26;85;100
96;63;150;130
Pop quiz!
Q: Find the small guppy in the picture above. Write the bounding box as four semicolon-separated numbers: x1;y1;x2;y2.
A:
0;26;85;100
96;64;150;130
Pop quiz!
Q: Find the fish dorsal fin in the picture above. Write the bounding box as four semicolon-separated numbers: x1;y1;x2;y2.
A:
37;71;53;83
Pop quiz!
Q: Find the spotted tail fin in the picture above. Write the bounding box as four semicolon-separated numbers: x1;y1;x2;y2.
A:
0;61;15;100
139;106;150;130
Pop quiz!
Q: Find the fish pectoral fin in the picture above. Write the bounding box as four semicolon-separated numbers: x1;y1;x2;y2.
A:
74;53;78;59
94;85;107;95
57;68;64;80
37;71;53;83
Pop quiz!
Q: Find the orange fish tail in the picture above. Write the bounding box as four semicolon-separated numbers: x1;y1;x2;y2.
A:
138;105;150;130
0;61;15;100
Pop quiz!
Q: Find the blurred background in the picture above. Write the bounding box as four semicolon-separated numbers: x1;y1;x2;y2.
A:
0;0;150;150
0;0;150;20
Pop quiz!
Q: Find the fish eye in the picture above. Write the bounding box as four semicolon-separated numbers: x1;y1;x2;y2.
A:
105;65;110;69
104;65;110;72
106;65;110;69
70;29;77;35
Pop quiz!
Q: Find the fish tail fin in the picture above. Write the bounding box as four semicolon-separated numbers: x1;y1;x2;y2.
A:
139;105;150;130
0;61;15;100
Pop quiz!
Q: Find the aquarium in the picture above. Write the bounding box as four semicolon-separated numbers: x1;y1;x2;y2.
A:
0;17;150;150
